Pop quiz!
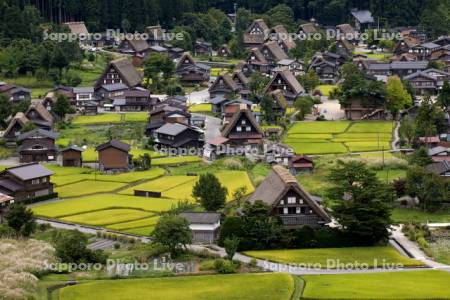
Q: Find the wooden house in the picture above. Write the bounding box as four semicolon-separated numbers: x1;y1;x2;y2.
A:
268;89;288;118
260;41;288;68
179;212;221;244
350;9;374;32
244;48;270;75
154;123;204;150
118;38;150;56
428;146;450;163
264;69;305;103
17;129;58;163
96;140;132;171
60;145;84;167
426;161;450;178
243;19;269;48
298;23;318;36
194;41;212;56
269;25;296;53
343;98;386;120
232;71;251;97
0;163;54;202
146;25;166;46
247;165;331;228
277;59;305;77
25;102;54;130
289;156;314;175
335;24;357;43
209;74;240;99
0;83;31;103
217;44;232;57
308;52;341;84
335;39;354;59
175;52;211;85
222;99;253;122
221;109;263;147
2;112;30;143
112;89;152;112
95;58;143;90
394;37;421;56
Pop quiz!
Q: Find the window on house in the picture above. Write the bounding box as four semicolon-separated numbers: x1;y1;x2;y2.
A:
241;120;246;125
296;207;301;214
42;177;47;183
299;199;304;204
283;207;288;214
287;197;296;204
280;200;284;205
237;126;242;132
246;126;251;132
31;179;40;185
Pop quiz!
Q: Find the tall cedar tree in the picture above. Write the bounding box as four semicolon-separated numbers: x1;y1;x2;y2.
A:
327;160;394;246
192;173;227;211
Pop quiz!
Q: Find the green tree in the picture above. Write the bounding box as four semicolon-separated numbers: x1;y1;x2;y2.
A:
437;80;450;111
327;160;394;245
406;167;447;211
386;76;412;117
294;96;315;120
414;96;446;137
6;204;36;237
152;215;192;255
0;94;12;128
50;47;69;78
144;53;175;91
248;72;270;98
259;94;274;123
53;230;107;264
224;237;240;260
232;186;248;207
399;116;416;147
192;173;227;211
298;70;320;93
53;94;74;118
408;147;433;167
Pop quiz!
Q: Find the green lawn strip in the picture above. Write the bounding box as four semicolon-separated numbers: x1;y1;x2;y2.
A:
60;209;154;226
59;273;294;300
392;208;450;223
72;113;149;125
120;226;156;236
288;142;348;155
345;141;391;152
31;194;181;218
286;133;334;139
288;121;351;134
301;270;450;299
82;148;166;162
151;156;202;166
188;103;212;112
44;164;95;176
346;121;394;133
106;216;160;230
55;180;128;198
291;276;305;300
375;169;407;182
243;246;423;269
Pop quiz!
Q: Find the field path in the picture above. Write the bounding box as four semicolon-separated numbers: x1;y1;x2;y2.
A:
391;121;400;150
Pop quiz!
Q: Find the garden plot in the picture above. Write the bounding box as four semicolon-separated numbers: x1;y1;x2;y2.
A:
106;216;160;231
119;176;198;196
55;181;127;198
284;121;394;155
72;113;148;125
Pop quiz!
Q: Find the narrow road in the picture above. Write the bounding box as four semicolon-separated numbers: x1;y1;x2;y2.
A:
195;113;221;143
391;121;400;150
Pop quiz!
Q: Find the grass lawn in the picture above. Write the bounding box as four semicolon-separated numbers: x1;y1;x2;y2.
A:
347;121;394;133
345;141;391;152
375;169;407;182
72;113;148;125
316;85;337;96
188;103;212;112
152;156;202;166
59;273;294;300
392;208;450;223
244;246;423;269
60;209;154;226
32;194;181;218
121;226;156;235
301;271;450;299
55;180;127;198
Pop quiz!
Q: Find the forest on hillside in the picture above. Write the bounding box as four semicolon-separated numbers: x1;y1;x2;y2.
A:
1;0;449;32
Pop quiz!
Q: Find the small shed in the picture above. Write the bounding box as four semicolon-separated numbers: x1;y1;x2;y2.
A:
60;146;84;167
96;140;132;171
289;155;314;175
179;212;221;244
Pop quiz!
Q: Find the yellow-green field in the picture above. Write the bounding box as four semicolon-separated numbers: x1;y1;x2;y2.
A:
284;121;394;155
59;273;294;300
72;113;149;125
244;246;423;269
188;103;212;112
32;166;254;235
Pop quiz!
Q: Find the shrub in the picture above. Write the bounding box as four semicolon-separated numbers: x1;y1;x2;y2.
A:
114;243;121;250
249;258;257;268
222;158;244;170
214;259;239;274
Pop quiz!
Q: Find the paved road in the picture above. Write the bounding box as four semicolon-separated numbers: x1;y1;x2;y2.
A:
316;99;346;120
391;121;400;150
187;89;210;105
196;113;222;143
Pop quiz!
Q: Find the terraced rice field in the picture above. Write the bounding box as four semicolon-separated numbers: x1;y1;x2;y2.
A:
284;121;394;155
